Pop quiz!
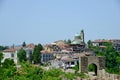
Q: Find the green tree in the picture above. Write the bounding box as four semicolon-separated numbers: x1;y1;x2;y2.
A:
2;58;15;68
0;58;16;79
87;40;92;48
14;61;44;80
66;39;71;44
32;44;43;64
91;42;120;74
22;41;26;47
0;46;8;51
18;48;27;62
0;52;3;66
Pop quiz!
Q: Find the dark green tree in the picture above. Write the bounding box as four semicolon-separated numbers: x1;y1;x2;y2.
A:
87;40;92;48
91;42;120;74
0;52;3;66
2;58;15;68
0;46;8;51
65;39;71;44
18;48;27;62
32;44;43;64
22;41;26;47
0;58;16;79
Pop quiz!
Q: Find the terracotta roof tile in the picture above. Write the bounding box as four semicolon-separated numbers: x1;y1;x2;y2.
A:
3;48;16;52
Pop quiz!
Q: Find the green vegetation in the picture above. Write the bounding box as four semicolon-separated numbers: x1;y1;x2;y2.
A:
0;58;16;80
18;48;27;62
88;64;96;72
0;45;8;51
72;61;79;71
66;39;72;44
0;52;3;66
87;40;92;48
22;41;26;47
0;60;88;80
88;41;120;74
33;44;43;64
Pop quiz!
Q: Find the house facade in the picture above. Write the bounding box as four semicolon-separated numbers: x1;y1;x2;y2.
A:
41;50;54;63
2;48;18;64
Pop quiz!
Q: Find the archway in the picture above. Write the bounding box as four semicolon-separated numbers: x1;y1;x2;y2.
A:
79;56;105;76
88;63;97;76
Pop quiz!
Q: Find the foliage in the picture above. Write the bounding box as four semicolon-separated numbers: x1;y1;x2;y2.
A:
72;61;79;71
22;41;26;47
75;72;88;78
0;58;16;79
0;52;3;66
66;39;72;44
18;48;27;62
0;61;89;80
32;44;43;64
2;58;15;68
88;64;95;72
15;61;43;80
87;40;92;48
42;68;63;80
89;42;120;74
64;72;76;80
0;46;8;51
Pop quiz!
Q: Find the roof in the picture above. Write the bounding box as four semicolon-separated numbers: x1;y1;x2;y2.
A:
92;39;110;43
71;40;83;44
73;53;85;58
26;43;35;49
3;48;16;52
61;57;74;62
41;50;53;54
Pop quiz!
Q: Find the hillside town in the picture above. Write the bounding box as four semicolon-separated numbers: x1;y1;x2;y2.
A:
0;30;120;80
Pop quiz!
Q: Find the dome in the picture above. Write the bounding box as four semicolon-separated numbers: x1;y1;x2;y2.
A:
75;33;80;37
71;40;83;44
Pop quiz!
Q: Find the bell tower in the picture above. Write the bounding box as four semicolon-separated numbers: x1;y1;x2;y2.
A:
80;30;84;43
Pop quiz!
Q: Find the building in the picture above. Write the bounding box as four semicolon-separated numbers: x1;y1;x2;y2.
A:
70;30;85;53
110;39;120;51
41;50;54;63
2;48;18;64
61;57;77;68
23;43;35;62
92;39;110;47
2;43;35;64
92;39;120;51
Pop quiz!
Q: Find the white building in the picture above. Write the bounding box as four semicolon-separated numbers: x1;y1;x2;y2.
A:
2;48;18;64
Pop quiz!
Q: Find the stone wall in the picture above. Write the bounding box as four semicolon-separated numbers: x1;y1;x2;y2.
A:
79;56;105;76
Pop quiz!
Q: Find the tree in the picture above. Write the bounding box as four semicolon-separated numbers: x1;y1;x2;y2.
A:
0;52;3;66
87;40;92;48
91;42;120;74
0;58;16;79
22;41;26;47
32;44;43;64
18;48;27;62
66;39;71;44
0;46;8;51
2;58;15;69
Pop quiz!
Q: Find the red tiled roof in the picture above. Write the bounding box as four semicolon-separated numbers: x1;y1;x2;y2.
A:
3;48;16;52
41;50;53;54
26;43;35;49
61;57;74;62
92;39;110;43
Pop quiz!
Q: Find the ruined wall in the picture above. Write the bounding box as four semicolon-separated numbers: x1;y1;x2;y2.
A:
79;56;105;76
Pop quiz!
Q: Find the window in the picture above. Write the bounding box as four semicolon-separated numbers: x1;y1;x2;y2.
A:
11;53;14;58
71;62;74;65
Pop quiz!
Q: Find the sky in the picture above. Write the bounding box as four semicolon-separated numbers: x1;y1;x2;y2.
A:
0;0;120;46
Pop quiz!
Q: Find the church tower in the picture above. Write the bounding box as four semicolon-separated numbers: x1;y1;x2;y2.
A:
80;30;84;43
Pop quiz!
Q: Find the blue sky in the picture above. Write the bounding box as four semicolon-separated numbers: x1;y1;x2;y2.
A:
0;0;120;45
